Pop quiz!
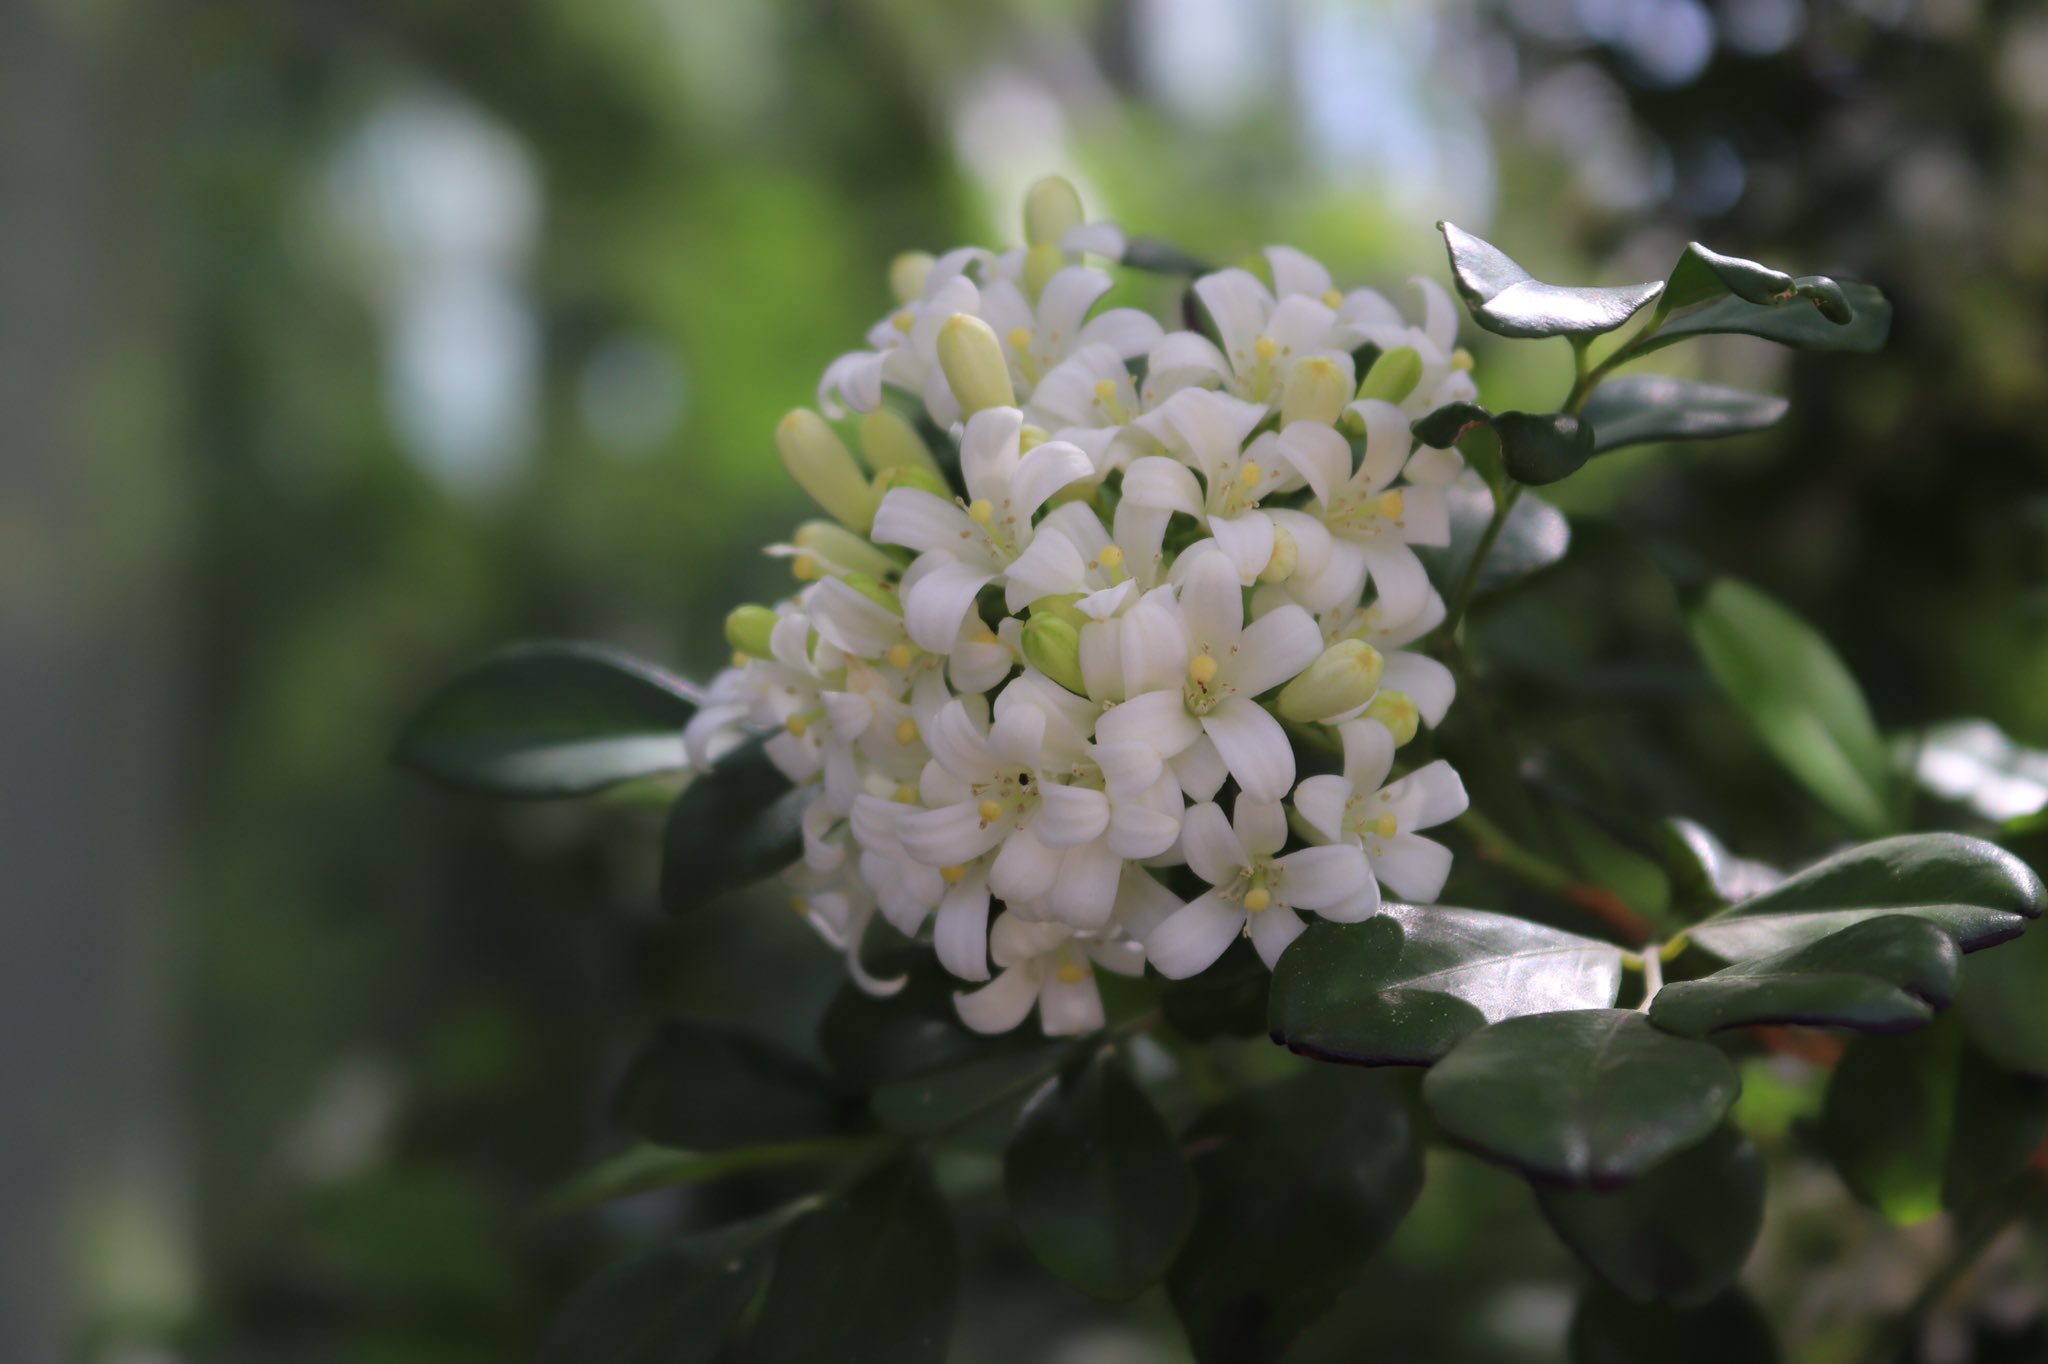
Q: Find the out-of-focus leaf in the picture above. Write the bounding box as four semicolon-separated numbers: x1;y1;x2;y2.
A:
1159;937;1272;1040
1912;718;2048;822
395;642;700;798
1494;410;1595;484
539;1213;783;1364
1120;236;1213;275
1581;376;1788;453
1654;817;1783;915
1568;1285;1780;1364
1960;925;2048;1081
870;1045;1068;1135
538;1139;871;1218
1639;278;1890;354
819;959;990;1090
1650;916;1958;1038
1411;401;1494;451
1686;833;2044;962
1687;577;1893;834
1422;1010;1739;1187
1269;911;1625;1067
1659;242;1852;321
1438;222;1663;339
1004;1052;1194;1300
1536;1125;1763;1307
754;1153;955;1364
1168;1069;1422;1364
1417;484;1571;600
661;734;806;911
616;1018;844;1151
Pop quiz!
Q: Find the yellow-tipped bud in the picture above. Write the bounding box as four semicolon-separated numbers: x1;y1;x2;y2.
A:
1243;887;1273;913
1357;346;1424;405
724;604;779;659
1282;355;1352;428
937;313;1016;416
978;799;1004;823
860;408;944;479
1277;640;1386;723
889;251;934;305
874;464;951;500
886;643;917;670
791;554;821;582
1259;525;1299;583
1188;654;1220;687
837;571;902;615
777;409;879;533
895;717;920;745
1024;175;1085;247
940;863;967;883
1366;690;1421;747
1021;613;1088;696
794;520;899;579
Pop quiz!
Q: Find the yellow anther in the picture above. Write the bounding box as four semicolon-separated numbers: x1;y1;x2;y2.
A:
940;863;967;884
786;713;810;738
895;718;919;746
1373;813;1399;838
1451;347;1475;371
791;553;820;581
887;643;916;670
1055;962;1087;985
891;309;915;333
790;895;810;917
894;783;920;804
972;626;1000;645
1243;887;1273;914
1188;654;1220;687
1239;461;1262;489
1253;335;1278;362
731;650;749;667
1007;326;1033;354
1093;378;1119;403
978;799;1004;823
1096;544;1124;571
1375;490;1406;521
967;498;995;524
1322;289;1344;308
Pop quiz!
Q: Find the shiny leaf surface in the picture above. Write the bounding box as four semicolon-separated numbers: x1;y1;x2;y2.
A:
1418;484;1571;600
1581;375;1788;453
1650;915;1959;1038
1659;242;1852;320
1439;222;1663;339
1641;278;1891;354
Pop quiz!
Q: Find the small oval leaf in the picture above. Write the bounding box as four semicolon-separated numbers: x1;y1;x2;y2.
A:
1439;223;1663;339
1494;410;1595;484
1650;915;1959;1039
1581;375;1789;454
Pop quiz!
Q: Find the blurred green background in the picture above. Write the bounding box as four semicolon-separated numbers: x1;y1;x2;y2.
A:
6;0;2048;1360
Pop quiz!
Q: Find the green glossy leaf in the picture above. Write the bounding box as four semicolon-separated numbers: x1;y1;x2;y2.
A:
1640;278;1890;354
539;1138;872;1218
395;642;700;798
1494;410;1595;485
1654;817;1784;916
660;734;805;911
1169;1068;1422;1364
1581;376;1789;453
1004;1052;1195;1300
1423;1010;1739;1187
1818;1015;2048;1223
1960;924;2048;1081
755;1153;955;1364
1417;484;1571;600
539;1214;781;1364
1270;911;1625;1068
1568;1286;1780;1364
1688;577;1892;834
1650;916;1958;1039
1660;242;1852;320
1537;1125;1763;1307
870;1044;1068;1135
1439;222;1663;339
1686;833;2044;962
1912;718;2048;823
616;1018;844;1151
818;960;991;1090
1411;401;1494;451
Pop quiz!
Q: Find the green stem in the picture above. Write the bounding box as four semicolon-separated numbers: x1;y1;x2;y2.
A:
1444;482;1523;634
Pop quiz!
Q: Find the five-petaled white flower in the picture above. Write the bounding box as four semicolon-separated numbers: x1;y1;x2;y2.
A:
1293;719;1470;903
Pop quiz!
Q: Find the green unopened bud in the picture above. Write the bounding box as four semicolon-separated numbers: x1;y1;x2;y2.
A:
1018;423;1051;453
1357;346;1423;405
936;314;1016;416
1277;640;1385;723
1021;614;1087;696
838;571;902;615
859;408;944;479
794;521;899;579
1366;690;1421;747
1258;525;1300;583
1023;176;1085;248
1023;242;1065;299
1281;356;1351;428
873;464;951;500
777;409;879;533
724;605;778;659
1027;593;1088;629
889;251;934;305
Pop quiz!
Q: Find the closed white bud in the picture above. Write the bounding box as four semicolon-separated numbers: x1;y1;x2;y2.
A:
777;409;879;533
1281;356;1351;428
889;251;934;305
1277;640;1386;723
794;521;900;579
859;408;944;479
936;314;1016;416
1024;176;1085;248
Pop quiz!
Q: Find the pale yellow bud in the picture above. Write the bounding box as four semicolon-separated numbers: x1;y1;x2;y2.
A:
1023;243;1065;299
859;408;944;479
1277;640;1386;723
723;605;778;660
794;520;899;579
777;409;879;533
837;571;902;615
1281;356;1351;428
1024;176;1085;247
874;464;951;500
937;313;1015;415
1259;525;1299;583
889;251;934;305
1366;690;1421;747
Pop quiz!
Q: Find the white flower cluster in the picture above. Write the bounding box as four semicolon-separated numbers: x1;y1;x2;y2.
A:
686;179;1472;1036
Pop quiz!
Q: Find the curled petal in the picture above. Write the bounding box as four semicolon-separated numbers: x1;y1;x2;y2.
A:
1144;888;1245;980
955;964;1040;1034
1247;902;1307;967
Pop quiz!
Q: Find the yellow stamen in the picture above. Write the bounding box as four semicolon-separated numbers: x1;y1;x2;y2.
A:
1239;461;1262;488
1097;544;1124;571
1322;289;1344;308
978;799;1004;823
895;718;919;746
1253;335;1278;363
791;553;820;581
1055;962;1087;984
887;643;916;670
1007;326;1033;354
894;784;920;804
786;714;810;738
1188;654;1219;687
940;863;967;884
731;650;749;667
1450;347;1475;371
790;895;810;917
1374;813;1399;838
1375;490;1406;521
1093;378;1119;404
967;498;994;524
891;309;915;333
1243;887;1272;913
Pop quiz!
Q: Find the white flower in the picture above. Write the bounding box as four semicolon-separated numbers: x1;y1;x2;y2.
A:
980;265;1162;397
1121;388;1311;584
1022;342;1154;474
1144;264;1352;408
1339;276;1479;417
1094;552;1323;803
1292;719;1470;902
783;859;906;998
819;247;989;425
1145;795;1378;977
954;910;1146;1036
1255;586;1458;734
870;407;1094;650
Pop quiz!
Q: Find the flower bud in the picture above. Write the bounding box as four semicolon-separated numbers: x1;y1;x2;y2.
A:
936;314;1016;416
838;571;903;615
1258;524;1299;583
859;408;944;479
873;464;952;500
1357;346;1423;406
1281;356;1351;428
1024;176;1085;248
889;251;934;305
1277;640;1385;723
1366;689;1421;746
724;605;778;659
1021;614;1087;696
1023;243;1065;300
777;409;879;533
794;520;900;579
1028;593;1088;629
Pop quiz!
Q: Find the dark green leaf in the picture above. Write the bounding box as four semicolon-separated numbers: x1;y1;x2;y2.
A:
616;1018;844;1151
1912;718;2048;823
1686;833;2044;962
1438;222;1663;339
1269;910;1625;1068
1581;376;1788;454
818;960;991;1091
660;734;806;911
1660;242;1851;320
1169;1068;1422;1364
1120;236;1213;275
1653;817;1783;915
1495;410;1595;484
539;1213;781;1364
1160;936;1273;1040
1688;577;1893;834
755;1153;955;1364
395;642;700;798
1422;1009;1739;1187
1537;1125;1763;1307
1960;924;2048;1081
1568;1286;1780;1364
1650;916;1958;1039
1640;278;1890;354
1417;484;1571;600
870;1045;1068;1135
1004;1052;1195;1300
1411;401;1494;450
539;1138;872;1218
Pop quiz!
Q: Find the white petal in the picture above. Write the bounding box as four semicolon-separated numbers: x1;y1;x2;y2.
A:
1096;688;1201;758
1397;485;1451;548
1276;422;1353;506
1265;245;1333;301
1232;796;1289;858
902;555;994;653
1338;718;1397;792
1248;902;1307;967
1382;653;1456;728
1047;839;1122;929
927;701;994;782
1229;603;1325;697
1004;529;1087;610
1201;697;1297;804
1177;550;1245;653
1373;833;1455;903
1192;269;1276;367
1170;735;1229;802
935;879;993;981
1118;590;1193;695
1035;783;1112;848
1180;801;1248;887
1144;331;1231;391
959;407;1024;505
1086;937;1149;977
1209;513;1276;584
1359;542;1431;626
807;578;903;659
1093;741;1164;798
955;964;1040;1034
899;801;1005;867
1037;970;1105;1036
1265;508;1332;582
1010;441;1096;521
1144;888;1246;979
1413;275;1460;354
1111;865;1183;941
1121;455;1205;516
1274;843;1371;910
872;488;973;554
990;824;1062;904
1035;266;1115;339
988;702;1047;767
1077;307;1165;358
1385;760;1470;833
1108;801;1183;860
1292;774;1354;844
1263;294;1338;355
1352;399;1413;493
1314;875;1383;924
1062;221;1127;259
